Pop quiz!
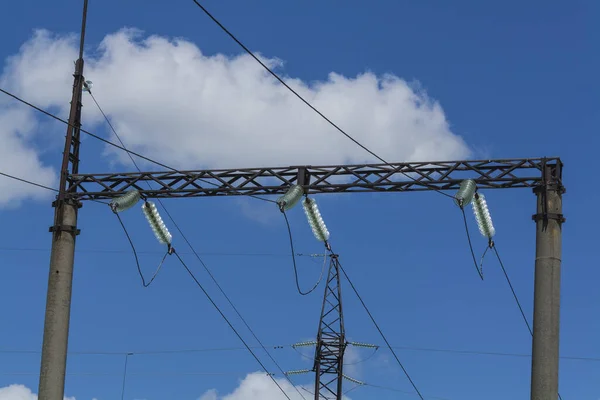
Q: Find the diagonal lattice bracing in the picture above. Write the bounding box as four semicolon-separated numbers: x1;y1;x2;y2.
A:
67;158;561;200
313;255;345;399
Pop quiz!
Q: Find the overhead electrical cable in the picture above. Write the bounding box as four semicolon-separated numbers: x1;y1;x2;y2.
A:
85;88;275;204
454;179;485;279
120;353;131;400
360;383;455;400
455;181;565;400
277;185;326;294
113;212;169;287
0;170;110;206
0;246;322;258
281;209;325;295
172;249;294;400
4;343;597;362
0;371;258;377
86;89;307;400
290;193;426;398
292;343;379;366
460;207;484;280
189;0;455;200
0;171;59;193
492;243;533;335
331;247;425;400
0;87;275;204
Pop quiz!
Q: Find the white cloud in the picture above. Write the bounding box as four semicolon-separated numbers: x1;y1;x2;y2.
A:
0;373;353;400
199;372;351;400
0;384;75;400
197;389;218;400
0;106;57;208
343;344;363;379
0;28;470;207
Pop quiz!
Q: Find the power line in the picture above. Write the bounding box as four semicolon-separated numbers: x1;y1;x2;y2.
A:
0;44;564;400
0;246;321;258
172;250;293;400
114;212;168;287
0;86;275;204
87;88;274;204
362;383;454;400
0;86;308;399
281;209;325;295
0;371;253;377
166;211;308;400
0;170;110;206
491;242;565;400
190;0;455;200
312;378;454;400
0;346;282;356
333;250;425;400
120;353;131;400
460;206;484;280
0;171;58;192
86;89;306;400
492;243;533;335
292;343;379;366
3;82;293;396
2;343;598;362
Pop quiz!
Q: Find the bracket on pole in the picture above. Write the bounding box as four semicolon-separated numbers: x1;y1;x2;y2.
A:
48;225;81;236
532;158;566;229
296;166;311;189
49;198;82;236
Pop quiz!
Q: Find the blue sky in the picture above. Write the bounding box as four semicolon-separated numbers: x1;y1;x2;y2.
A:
0;0;597;399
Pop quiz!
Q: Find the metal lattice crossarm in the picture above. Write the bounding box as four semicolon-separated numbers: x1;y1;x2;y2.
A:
67;157;561;201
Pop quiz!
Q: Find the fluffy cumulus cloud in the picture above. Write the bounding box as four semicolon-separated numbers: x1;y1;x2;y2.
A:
197;372;351;400
0;373;349;400
0;105;57;208
0;384;75;400
0;28;470;206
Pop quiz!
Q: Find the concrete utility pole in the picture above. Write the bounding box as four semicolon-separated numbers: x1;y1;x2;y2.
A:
38;1;88;399
530;160;564;400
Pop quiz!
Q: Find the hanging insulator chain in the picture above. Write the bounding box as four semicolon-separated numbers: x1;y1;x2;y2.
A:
454;179;477;208
142;201;173;246
110;190;141;213
277;184;305;211
472;192;496;238
303;197;330;242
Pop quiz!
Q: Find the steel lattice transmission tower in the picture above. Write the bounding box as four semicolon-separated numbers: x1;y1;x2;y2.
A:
313;253;346;399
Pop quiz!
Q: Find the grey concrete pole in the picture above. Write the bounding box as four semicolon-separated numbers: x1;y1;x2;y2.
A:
38;2;87;398
38;203;79;400
530;162;564;400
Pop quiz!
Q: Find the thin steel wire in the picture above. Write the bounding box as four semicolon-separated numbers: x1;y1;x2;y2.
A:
331;247;425;400
190;0;455;200
87;89;306;400
172;250;293;400
282;209;325;295
114;212;170;287
460;206;484;280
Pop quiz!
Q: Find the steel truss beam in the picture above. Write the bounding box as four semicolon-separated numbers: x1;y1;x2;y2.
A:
67;157;561;200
